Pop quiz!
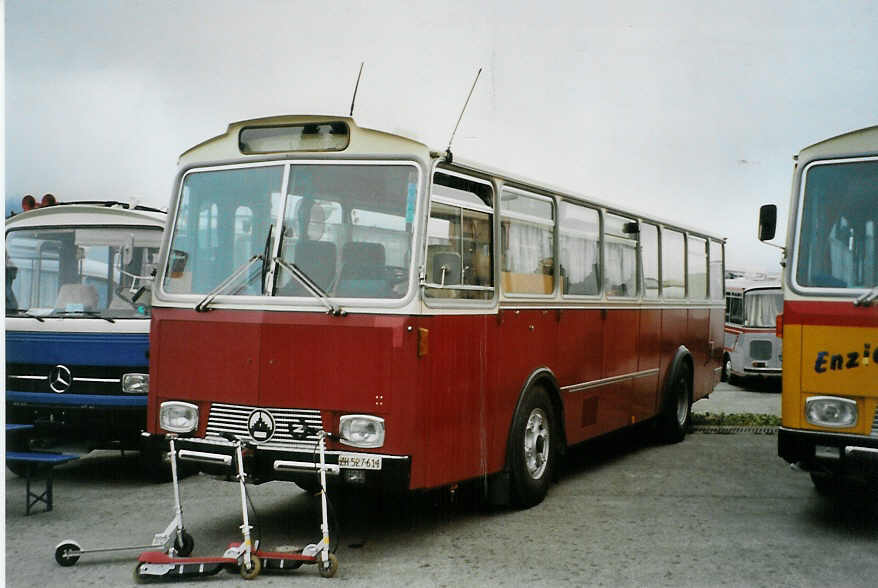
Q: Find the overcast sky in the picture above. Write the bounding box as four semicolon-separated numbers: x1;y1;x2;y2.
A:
5;0;878;273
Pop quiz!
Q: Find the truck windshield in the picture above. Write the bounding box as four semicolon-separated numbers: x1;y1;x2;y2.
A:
5;226;162;318
163;163;418;300
796;159;878;290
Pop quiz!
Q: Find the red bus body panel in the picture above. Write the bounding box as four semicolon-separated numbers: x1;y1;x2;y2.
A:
149;305;722;490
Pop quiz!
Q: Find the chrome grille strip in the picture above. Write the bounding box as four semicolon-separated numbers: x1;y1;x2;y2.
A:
205;402;323;451
871;406;878;438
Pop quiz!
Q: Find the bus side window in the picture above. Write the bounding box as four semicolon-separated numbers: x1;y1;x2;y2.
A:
500;188;554;296
425;172;494;301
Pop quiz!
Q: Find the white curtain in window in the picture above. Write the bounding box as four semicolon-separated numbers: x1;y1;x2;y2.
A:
507;221;552;274
744;292;782;327
605;241;636;294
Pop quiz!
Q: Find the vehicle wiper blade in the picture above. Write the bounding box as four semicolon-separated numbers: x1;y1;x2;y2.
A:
273;257;345;316
854;285;878;307
195;254;264;313
51;310;115;323
6;309;45;322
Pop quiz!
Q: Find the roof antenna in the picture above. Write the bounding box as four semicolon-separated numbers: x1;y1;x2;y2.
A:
444;67;482;164
349;62;365;117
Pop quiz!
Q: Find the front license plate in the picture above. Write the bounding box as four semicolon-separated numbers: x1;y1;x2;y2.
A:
338;453;382;470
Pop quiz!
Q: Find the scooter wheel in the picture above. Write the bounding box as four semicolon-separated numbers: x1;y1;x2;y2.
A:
240;555;262;580
318;553;338;578
54;541;81;567
174;530;194;556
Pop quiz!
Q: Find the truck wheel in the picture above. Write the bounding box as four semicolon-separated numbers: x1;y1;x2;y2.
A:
659;370;691;444
509;385;555;508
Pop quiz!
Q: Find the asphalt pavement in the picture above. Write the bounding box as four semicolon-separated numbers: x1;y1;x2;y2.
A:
693;379;781;416
7;379;877;588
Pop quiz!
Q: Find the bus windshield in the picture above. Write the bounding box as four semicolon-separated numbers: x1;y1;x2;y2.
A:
796;158;878;290
6;226;162;318
743;290;782;327
163;163;418;300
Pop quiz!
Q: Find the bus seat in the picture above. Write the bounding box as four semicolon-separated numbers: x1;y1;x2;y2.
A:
277;240;337;295
335;242;387;297
55;283;100;312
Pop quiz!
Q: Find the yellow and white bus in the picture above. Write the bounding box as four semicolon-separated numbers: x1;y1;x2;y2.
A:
759;125;878;494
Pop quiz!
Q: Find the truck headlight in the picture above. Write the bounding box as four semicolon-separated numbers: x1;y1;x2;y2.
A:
339;415;385;448
122;373;149;394
805;396;857;428
160;401;199;433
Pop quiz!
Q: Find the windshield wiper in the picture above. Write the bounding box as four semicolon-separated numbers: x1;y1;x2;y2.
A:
51;309;116;323
6;309;45;322
273;257;346;316
854;285;878;307
195;254;264;313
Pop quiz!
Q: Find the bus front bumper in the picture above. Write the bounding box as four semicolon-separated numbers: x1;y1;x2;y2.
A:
142;433;411;490
778;426;878;479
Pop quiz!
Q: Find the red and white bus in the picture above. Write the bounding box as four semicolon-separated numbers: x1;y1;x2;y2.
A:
144;115;725;506
722;278;783;383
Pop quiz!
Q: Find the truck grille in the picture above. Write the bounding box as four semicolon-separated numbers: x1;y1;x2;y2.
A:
205;403;323;451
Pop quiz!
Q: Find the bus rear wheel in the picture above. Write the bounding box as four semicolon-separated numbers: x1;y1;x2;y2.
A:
659;370;691;444
509;385;555;508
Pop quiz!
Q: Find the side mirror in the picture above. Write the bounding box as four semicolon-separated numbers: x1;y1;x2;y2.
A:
758;204;777;242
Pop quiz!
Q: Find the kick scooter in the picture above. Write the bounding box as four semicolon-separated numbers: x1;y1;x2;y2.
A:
53;438;194;567
134;428;338;581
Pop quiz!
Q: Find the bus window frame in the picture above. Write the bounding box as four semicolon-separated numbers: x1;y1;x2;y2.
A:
789;155;878;298
499;186;558;300
558;199;603;301
157;157;426;311
603;211;640;300
422;167;497;308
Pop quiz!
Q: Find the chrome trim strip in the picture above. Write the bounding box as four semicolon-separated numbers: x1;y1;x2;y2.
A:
273;460;341;475
562;368;660;393
178;450;232;466
7;375;121;383
844;446;878;457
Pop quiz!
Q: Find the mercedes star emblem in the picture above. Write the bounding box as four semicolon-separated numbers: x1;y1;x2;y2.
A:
49;364;72;393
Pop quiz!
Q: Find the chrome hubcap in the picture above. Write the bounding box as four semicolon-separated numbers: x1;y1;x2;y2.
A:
524;408;550;479
676;380;689;425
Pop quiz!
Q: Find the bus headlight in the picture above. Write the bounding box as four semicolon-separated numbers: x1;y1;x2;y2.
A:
160;401;199;433
339;415;385;448
122;373;149;394
805;396;857;428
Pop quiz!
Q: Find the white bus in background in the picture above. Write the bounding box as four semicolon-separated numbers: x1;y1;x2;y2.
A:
722;278;783;384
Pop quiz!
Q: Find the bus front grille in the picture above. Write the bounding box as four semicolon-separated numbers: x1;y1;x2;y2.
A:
205;403;323;451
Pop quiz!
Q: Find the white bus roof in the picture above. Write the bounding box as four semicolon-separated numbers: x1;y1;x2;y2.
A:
725;277;781;294
178;114;725;241
797;125;878;162
6;203;166;231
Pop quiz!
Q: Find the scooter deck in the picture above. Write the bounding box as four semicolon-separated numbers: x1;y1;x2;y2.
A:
135;550;238;581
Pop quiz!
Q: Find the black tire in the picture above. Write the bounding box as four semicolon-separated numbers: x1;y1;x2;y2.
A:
174;530;194;556
810;472;841;497
720;354;730;382
509;385;555;508
54;541;81;566
294;477;322;494
659;369;691;444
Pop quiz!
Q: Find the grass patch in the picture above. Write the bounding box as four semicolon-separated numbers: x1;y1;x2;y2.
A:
692;412;780;427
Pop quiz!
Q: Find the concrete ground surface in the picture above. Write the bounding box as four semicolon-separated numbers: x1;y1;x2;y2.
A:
6;382;876;588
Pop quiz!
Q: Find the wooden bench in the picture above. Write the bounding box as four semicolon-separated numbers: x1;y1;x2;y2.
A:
6;424;79;515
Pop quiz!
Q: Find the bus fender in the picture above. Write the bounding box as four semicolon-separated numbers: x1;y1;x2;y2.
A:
505;368;566;465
